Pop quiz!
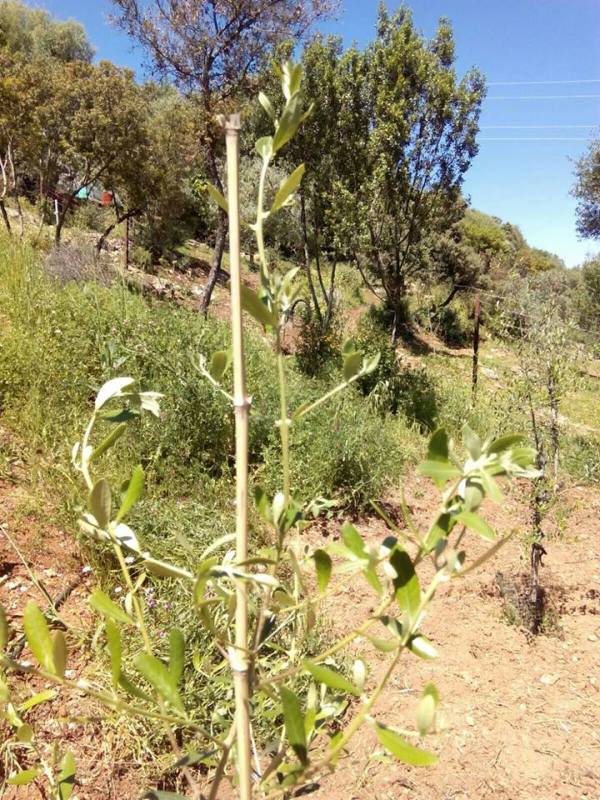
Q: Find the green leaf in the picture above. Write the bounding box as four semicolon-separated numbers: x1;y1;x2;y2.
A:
312;549;332;594
364;634;400;653
416;683;439;736
487;433;525;455
456;511;495;541
240;284;278;328
118;673;152;702
101;407;139;424
389;550;420;621
23;601;55;673
16;723;34;742
462;479;484;512
462;424;482;459
479;469;503;503
0;676;9;703
7;768;40;786
280;686;308;765
117;465;144;521
20;689;57;712
423;512;455;551
114;522;140;552
258;92;276;120
0;602;8;651
206;183;228;214
89;423;127;463
282;60;303;99
89;590;132;625
105;620;122;685
53;631;67;679
58;750;76;800
254;486;272;523
353;659;366;692
271;164;305;213
273;93;304;153
143;556;192;579
169;629;185;685
95;377;134;410
342;338;356;355
428;429;449;461
255;135;273;159
340;521;366;559
418;460;461;486
343;351;362;381
134;653;184;713
208;351;229;382
407;635;438;660
89;479;112;529
374;722;437;766
362;353;381;375
302;660;361;697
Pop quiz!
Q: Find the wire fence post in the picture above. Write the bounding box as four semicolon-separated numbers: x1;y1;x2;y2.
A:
471;294;481;404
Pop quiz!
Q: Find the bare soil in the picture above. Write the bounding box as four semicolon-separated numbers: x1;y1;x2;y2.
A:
1;443;599;799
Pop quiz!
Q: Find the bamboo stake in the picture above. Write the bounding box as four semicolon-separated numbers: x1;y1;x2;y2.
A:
222;113;253;800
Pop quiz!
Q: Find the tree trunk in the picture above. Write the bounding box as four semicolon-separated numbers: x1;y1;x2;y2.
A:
96;208;140;254
55;205;67;246
124;216;130;270
0;200;11;234
300;191;322;324
200;208;227;314
200;136;228;314
324;257;338;329
438;285;460;309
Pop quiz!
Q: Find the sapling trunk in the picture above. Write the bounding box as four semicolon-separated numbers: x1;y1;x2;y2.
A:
223;113;253;800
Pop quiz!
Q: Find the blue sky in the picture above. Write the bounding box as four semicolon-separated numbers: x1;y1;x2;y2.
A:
35;0;600;266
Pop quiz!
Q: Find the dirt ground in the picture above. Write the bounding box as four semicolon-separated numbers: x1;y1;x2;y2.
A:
310;478;600;800
1;451;599;799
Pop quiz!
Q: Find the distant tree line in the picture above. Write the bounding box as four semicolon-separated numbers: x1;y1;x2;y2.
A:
2;0;590;332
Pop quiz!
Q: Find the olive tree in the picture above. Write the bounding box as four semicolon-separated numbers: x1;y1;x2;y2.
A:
111;0;335;313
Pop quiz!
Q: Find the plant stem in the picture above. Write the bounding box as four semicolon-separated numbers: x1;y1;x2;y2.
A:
276;333;291;504
223;112;253;800
256;156;271;284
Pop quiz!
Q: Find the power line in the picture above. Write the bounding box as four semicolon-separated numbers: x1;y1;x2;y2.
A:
481;125;599;129
488;94;600;100
488;78;600;86
480;137;592;141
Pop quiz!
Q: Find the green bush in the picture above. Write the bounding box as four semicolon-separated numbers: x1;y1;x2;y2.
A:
259;387;405;510
432;302;472;348
294;309;341;377
0;233;413;513
355;308;438;428
70;202;112;233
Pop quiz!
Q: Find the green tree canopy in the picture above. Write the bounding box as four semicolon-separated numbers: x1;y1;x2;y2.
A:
573;139;600;240
0;0;93;62
334;5;486;337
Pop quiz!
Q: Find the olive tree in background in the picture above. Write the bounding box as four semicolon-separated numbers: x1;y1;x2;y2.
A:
573;138;600;240
339;6;485;340
111;0;335;313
